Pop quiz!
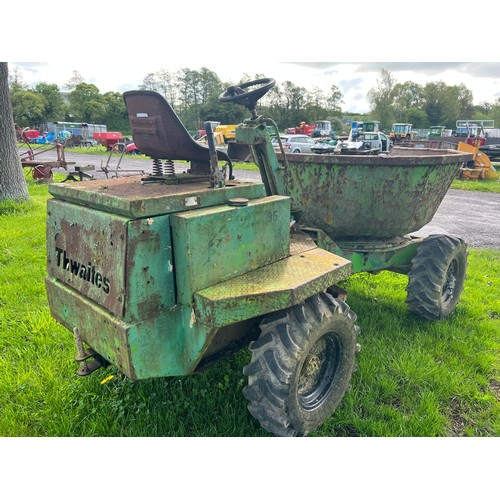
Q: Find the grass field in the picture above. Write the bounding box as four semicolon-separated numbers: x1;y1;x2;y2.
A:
451;177;500;193
0;175;499;438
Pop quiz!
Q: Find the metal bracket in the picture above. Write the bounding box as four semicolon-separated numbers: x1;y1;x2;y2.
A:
72;327;105;377
74;347;96;363
77;357;104;377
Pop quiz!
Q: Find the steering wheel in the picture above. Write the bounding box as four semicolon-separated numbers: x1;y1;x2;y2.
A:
219;78;275;117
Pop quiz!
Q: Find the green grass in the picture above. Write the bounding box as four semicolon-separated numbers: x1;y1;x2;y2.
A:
451;177;500;193
19;141;105;153
0;177;498;437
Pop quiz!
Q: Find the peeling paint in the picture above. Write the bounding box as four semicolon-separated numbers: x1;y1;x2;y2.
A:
189;308;196;328
185;196;198;207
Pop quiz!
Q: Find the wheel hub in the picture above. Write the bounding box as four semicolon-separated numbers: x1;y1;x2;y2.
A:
443;259;458;304
298;333;341;411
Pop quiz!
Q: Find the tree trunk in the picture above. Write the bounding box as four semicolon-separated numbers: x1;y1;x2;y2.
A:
0;62;29;202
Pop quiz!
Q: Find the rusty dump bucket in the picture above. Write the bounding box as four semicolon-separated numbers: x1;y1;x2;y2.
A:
278;148;473;240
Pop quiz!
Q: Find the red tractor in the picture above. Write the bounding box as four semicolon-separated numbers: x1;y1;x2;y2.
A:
285;121;316;135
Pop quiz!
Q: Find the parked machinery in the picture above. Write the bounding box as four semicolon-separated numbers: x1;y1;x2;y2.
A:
390;122;413;142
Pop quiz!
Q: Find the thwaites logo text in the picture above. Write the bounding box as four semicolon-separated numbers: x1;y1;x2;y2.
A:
55;247;110;294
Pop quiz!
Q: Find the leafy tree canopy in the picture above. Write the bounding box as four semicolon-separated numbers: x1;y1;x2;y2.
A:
6;66;493;135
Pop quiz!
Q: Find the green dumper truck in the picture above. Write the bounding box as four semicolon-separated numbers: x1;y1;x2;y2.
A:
45;79;472;436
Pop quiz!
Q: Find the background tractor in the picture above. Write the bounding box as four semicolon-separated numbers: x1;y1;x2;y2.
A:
390;122;413;142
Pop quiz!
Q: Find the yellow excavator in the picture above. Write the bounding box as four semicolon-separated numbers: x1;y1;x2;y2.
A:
457;141;499;180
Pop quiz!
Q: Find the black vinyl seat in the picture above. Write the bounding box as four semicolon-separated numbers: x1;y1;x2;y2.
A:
123;90;232;175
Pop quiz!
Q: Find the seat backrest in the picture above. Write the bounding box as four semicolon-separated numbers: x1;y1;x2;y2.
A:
123;90;231;172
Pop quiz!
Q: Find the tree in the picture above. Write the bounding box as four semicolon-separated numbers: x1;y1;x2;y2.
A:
307;87;326;121
197;67;223;104
176;68;202;128
368;68;397;129
260;82;285;127
475;101;492;116
34;82;64;122
367;68;397;130
326;84;344;117
8;65;28;93
423;81;449;127
368;68;396;129
421;81;474;128
10;89;46;125
100;91;129;131
329;117;344;134
490;98;500;128
0;62;29;202
456;83;474;119
392;81;425;124
406;108;428;128
63;70;84;91
200;97;246;125
140;69;178;108
281;81;308;125
67;82;102;122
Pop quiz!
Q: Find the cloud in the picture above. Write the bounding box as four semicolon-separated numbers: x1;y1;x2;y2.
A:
291;61;500;80
353;62;465;75
14;62;47;68
12;62;49;76
460;62;500;78
338;77;365;93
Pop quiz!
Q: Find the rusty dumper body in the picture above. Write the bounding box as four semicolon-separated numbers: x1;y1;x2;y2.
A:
46;79;473;436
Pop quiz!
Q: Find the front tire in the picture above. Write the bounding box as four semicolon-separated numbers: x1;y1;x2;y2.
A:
243;292;360;437
405;235;468;320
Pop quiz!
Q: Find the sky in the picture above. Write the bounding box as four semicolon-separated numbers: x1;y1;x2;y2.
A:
3;2;500;116
7;61;500;114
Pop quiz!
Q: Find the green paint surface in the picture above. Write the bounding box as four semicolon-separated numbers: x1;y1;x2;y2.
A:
47;199;175;323
171;196;291;305
194;248;352;327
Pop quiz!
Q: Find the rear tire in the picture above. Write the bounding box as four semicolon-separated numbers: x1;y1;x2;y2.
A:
405;235;468;320
243;292;360;437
